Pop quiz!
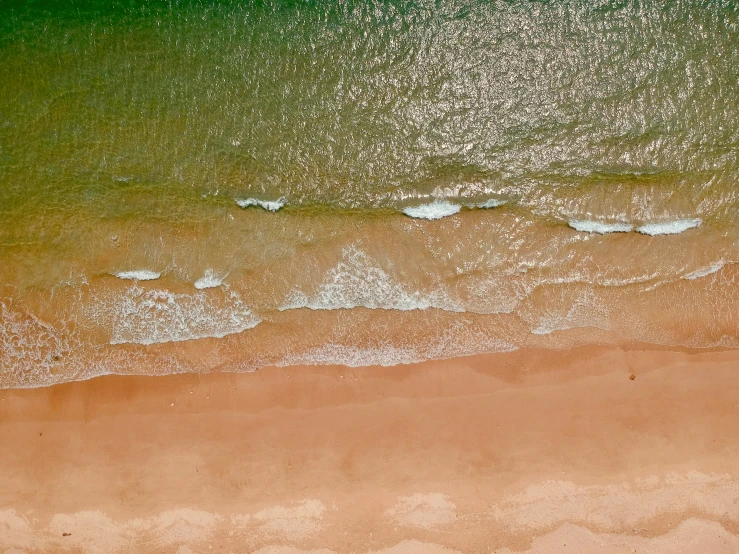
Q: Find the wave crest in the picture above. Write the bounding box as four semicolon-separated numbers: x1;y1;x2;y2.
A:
402;201;461;220
568;220;633;234
637;219;702;236
114;270;161;281
235;197;286;212
402;198;506;220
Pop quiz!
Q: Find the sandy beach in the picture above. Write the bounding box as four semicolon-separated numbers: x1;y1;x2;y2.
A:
3;2;739;552
2;344;739;553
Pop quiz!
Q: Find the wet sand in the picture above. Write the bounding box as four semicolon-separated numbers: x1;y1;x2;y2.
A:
2;344;739;553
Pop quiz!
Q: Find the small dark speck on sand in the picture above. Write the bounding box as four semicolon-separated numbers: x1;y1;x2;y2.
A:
629;374;636;380
39;432;43;436
62;533;71;537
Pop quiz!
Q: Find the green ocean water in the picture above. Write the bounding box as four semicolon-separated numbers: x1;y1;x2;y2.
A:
2;0;738;223
2;1;739;387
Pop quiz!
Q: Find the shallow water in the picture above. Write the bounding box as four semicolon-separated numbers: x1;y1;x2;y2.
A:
1;1;738;387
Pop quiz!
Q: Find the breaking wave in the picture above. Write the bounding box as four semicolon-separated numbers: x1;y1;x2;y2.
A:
636;219;702;236
114;270;161;281
279;247;463;313
0;301;81;388
402;201;461;220
401;198;506;220
235;197;286;212
568;221;633;234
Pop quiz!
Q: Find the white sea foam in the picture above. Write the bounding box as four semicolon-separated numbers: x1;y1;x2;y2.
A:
402;198;505;220
529;289;610;336
114;270;161;281
235;197;286;212
568;220;633;234
402;201;462;220
0;299;180;388
104;286;260;345
683;262;724;280
194;269;226;290
279;247;463;313
636;218;702;236
0;301;80;388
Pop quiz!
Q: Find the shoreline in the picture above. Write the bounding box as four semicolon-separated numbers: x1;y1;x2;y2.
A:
3;344;739;552
3;215;738;391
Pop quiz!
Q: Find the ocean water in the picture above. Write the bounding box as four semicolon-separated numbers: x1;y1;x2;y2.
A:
1;1;738;387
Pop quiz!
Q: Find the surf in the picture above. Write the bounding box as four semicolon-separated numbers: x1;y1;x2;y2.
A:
401;199;506;220
636;219;702;236
235;198;287;212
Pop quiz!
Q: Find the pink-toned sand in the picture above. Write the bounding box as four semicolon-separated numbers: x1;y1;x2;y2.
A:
2;344;739;553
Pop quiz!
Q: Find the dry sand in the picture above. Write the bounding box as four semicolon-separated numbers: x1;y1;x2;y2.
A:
2;344;739;553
